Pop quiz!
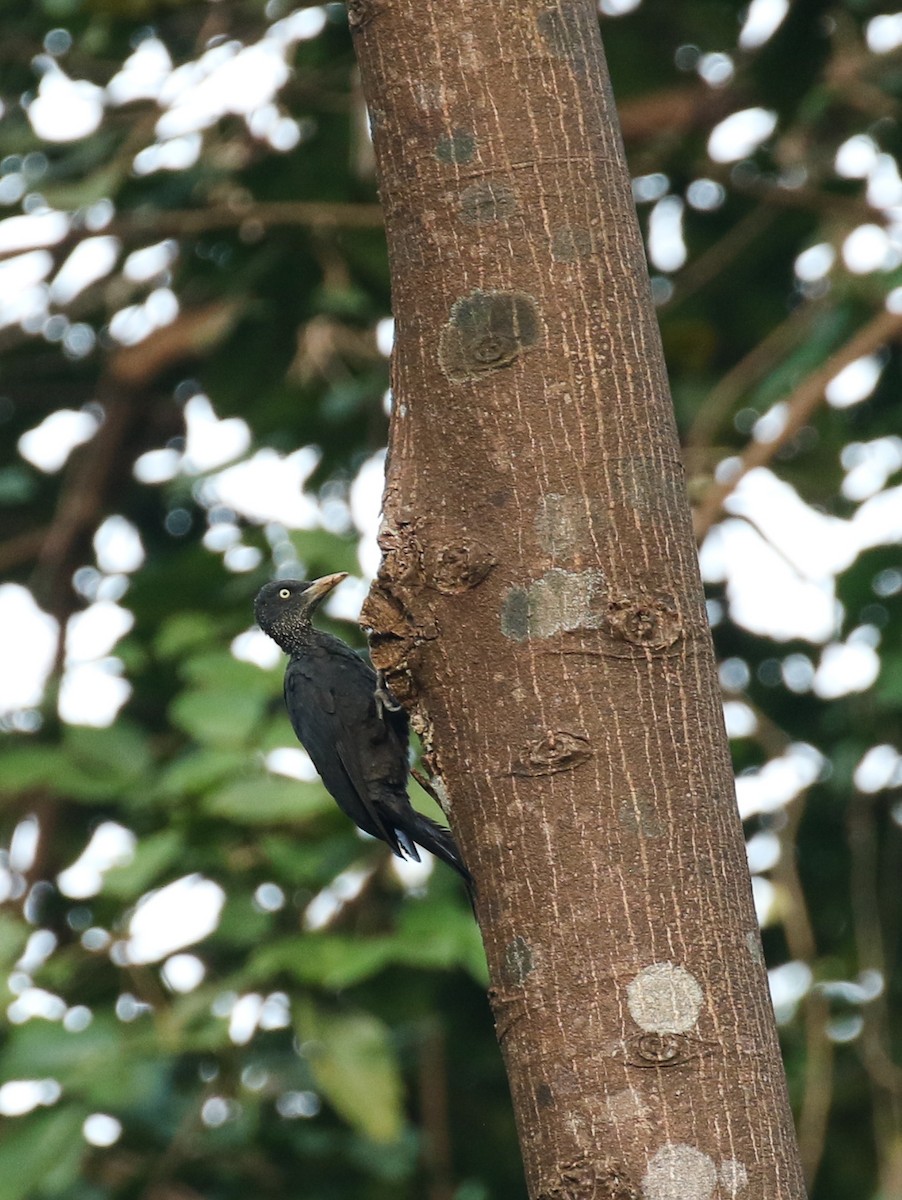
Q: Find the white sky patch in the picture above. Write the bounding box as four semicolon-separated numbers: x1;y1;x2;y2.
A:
133;134;203;177
648;196;686;272
723;700;756;739
813;636;880;699
700;519;837;642
0;212;69;255
697;52;734;88
19;408;100;472
95;515;145;573
158;43;289;138
835;134;879;180
375;316;394;357
182;395;252;473
843;224;891;273
124;239;178;282
0;1079;62;1117
50;237;120;305
266;747;319;782
746;830;781;874
8;987;68;1024
57;822;136;900
65;602;134;665
125;874;225;964
109;287;179;345
867;13;902;54
231;627;282;669
854;744;902;793
0;251;53;308
27;68;104;142
205;447;319;527
10;818;40;873
58;659;131;727
349;451;386;578
229;993;264;1045
867;154;902;210
769;960;812;1023
0;585;58;714
735;743;824;820
304;865;373;931
599;0;642;13
162;953;206;993
826;354;884;409
134;448;181;485
106;38;173;105
324;574;367;622
794;242;835;282
708;107;777;163
739;0;789;49
83;1114;122;1147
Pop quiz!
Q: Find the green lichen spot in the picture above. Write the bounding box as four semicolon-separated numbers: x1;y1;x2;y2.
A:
439;289;540;383
501;586;530;642
551;225;593;262
459;180;518;225
501;569;606;641
436;129;476;165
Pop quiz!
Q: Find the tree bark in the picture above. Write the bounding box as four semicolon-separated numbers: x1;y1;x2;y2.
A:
352;2;807;1197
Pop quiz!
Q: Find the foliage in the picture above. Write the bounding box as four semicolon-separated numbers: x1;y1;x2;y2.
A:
0;1;901;1197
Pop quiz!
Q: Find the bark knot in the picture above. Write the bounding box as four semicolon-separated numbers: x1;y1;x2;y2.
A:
511;729;592;776
605;590;681;650
621;1031;714;1070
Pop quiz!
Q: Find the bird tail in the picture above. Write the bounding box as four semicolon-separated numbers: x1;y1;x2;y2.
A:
398;809;473;888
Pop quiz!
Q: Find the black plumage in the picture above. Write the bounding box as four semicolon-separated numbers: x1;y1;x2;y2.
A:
254;575;470;882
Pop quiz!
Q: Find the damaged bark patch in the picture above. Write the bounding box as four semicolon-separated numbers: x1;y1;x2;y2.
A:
535;493;608;557
423;537;496;594
439;289;540;382
511;729;592;776
502;935;534;984
538;1157;640;1200
347;0;384;31
501;569;605;641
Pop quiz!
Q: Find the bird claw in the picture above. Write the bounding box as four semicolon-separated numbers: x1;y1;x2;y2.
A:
374;670;403;720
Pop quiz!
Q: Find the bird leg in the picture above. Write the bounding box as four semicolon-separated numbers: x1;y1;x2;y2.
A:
411;766;443;807
374;668;403;719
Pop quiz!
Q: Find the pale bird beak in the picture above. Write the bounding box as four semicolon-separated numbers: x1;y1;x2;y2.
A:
305;572;349;607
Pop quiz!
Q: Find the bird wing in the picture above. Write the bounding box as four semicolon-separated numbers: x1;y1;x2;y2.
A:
283;640;410;854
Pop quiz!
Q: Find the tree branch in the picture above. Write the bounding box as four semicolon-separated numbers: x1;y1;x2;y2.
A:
693;307;902;540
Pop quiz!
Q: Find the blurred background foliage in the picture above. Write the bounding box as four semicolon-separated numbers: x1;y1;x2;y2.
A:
0;0;901;1197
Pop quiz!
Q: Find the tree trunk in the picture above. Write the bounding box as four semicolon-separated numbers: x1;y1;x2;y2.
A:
352;2;807;1196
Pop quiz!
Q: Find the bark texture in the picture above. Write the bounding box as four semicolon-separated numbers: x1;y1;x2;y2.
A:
352;2;807;1197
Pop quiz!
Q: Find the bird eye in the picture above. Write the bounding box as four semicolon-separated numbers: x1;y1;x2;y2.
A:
278;588;290;599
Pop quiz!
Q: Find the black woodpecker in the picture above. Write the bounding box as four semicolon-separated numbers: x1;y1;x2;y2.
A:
254;575;471;883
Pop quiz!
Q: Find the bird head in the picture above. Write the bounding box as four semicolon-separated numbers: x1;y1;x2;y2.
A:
254;574;348;651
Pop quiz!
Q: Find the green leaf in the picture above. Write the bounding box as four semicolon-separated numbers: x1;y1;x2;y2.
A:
103;828;184;900
296;1000;404;1144
155;612;218;659
62;723;153;801
203;775;334;824
250;934;396;990
170;687;268;746
0;912;30;972
0;1107;86;1200
157;749;249;798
